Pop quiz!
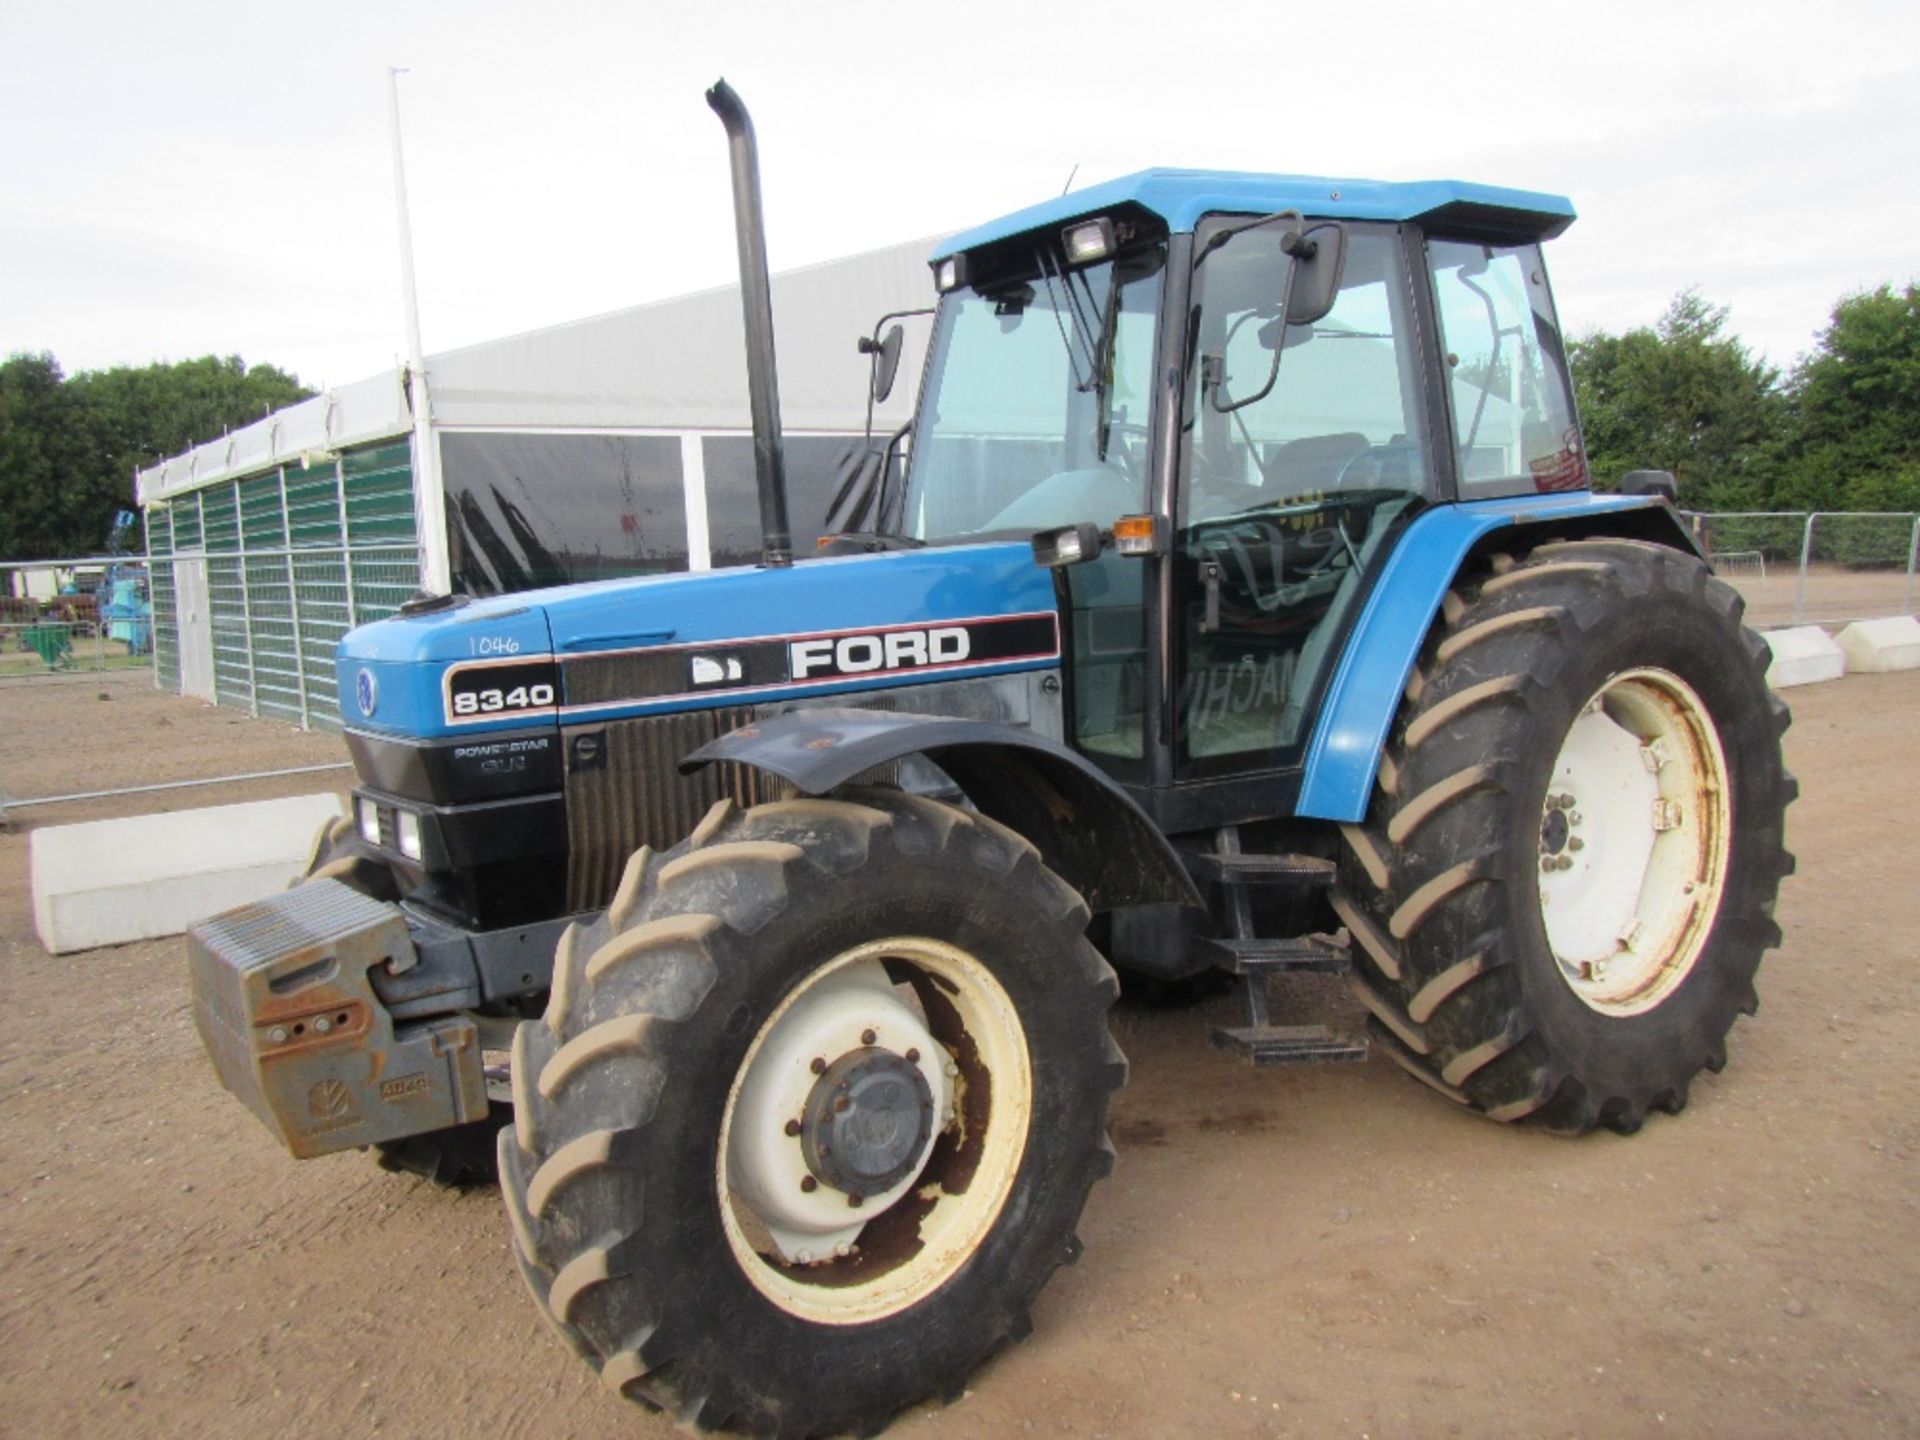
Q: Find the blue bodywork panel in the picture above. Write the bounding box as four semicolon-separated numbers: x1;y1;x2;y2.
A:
933;168;1576;260
337;543;1061;741
1294;492;1669;823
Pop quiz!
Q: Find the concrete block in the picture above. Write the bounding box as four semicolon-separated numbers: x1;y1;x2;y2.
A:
31;792;346;955
1835;615;1920;673
1763;626;1846;689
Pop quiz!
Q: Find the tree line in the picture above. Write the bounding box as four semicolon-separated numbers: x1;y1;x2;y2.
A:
1572;282;1920;513
2;279;1916;559
0;354;312;559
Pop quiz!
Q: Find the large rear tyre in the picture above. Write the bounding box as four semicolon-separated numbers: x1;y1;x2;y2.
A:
299;814;507;1186
1333;539;1795;1134
499;788;1124;1437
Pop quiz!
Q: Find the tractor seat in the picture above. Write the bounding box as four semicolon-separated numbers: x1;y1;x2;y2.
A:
1258;432;1369;495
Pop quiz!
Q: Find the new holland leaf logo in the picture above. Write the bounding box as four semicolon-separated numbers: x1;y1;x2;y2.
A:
307;1078;358;1122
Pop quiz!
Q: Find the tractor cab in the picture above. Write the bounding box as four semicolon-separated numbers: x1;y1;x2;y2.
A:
888;171;1588;824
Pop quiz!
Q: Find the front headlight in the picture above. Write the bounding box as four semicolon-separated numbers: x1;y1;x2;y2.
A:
358;797;381;847
396;809;423;862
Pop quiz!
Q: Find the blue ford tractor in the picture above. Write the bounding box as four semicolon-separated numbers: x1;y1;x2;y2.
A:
189;83;1793;1437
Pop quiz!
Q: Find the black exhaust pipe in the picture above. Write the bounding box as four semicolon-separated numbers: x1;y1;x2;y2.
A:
706;79;792;569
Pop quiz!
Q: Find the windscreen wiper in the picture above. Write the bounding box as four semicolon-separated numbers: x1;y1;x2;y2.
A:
1034;247;1099;392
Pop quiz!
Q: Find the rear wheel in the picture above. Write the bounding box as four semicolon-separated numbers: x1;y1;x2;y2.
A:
1334;539;1795;1133
299;814;508;1186
499;788;1124;1436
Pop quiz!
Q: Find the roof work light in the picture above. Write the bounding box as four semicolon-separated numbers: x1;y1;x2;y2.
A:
1062;217;1116;265
933;254;970;293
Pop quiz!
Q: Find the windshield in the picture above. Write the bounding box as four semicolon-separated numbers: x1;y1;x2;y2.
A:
901;241;1168;542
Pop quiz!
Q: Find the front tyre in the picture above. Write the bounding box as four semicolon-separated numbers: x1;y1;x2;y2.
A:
1334;539;1795;1134
500;788;1124;1436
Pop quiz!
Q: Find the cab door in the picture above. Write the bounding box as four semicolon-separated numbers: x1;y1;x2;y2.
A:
1172;222;1435;782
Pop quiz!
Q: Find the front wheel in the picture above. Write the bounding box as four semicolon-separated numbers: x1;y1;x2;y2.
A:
1334;539;1795;1134
500;788;1124;1436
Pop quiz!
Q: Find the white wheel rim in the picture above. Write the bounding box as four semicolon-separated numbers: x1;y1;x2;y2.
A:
1536;668;1731;1016
717;937;1032;1325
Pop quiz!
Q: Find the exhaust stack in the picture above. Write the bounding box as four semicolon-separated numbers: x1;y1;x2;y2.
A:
706;79;793;569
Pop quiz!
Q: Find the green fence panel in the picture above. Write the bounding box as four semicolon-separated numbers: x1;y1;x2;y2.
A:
291;551;350;725
135;438;421;726
352;549;422;622
245;553;303;723
206;554;251;706
202;483;240;554
284;463;345;550
238;471;288;550
151;560;179;691
342;440;416;546
171;493;203;552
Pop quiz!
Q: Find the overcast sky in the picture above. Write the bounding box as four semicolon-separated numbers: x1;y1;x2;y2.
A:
4;0;1916;392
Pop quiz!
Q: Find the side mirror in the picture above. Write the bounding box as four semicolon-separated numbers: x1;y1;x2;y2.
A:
1208;220;1349;414
859;324;906;404
1284;222;1347;327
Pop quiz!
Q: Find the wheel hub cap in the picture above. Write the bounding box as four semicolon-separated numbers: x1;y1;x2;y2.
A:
802;1047;936;1197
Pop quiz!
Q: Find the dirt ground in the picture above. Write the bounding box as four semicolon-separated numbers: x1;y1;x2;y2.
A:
1722;563;1915;630
1;667;1916;1439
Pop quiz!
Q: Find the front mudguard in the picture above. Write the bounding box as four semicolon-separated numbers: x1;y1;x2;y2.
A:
682;707;1203;914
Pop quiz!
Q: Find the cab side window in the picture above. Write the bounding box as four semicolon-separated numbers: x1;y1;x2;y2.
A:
1427;239;1585;493
1175;224;1432;772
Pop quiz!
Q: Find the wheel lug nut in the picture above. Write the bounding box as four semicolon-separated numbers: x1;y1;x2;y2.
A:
784;1118;801;1137
834;1242;852;1258
1568;837;1584;852
848;1193;865;1209
1569;812;1582;825
905;1048;920;1064
860;1028;877;1046
809;1057;827;1075
800;1176;817;1193
795;1249;813;1265
1540;856;1555;873
833;1096;850;1113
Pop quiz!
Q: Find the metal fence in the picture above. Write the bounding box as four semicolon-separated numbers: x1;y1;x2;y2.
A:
1683;511;1919;629
146;437;420;728
0;619;151;679
0;555;153;682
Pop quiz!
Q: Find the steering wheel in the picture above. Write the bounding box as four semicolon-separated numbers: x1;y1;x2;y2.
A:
1184;487;1410;615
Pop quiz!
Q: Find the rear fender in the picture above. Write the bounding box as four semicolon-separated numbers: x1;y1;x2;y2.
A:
1297;492;1700;823
682;708;1203;913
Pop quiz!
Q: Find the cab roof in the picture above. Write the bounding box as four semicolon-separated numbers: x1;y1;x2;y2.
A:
930;167;1575;261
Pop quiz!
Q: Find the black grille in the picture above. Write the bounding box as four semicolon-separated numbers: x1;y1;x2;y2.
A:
562;707;771;912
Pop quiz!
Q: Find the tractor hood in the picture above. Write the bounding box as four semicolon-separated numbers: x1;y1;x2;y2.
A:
335;542;1063;741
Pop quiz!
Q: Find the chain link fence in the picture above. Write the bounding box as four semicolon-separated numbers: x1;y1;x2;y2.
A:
1683;511;1920;629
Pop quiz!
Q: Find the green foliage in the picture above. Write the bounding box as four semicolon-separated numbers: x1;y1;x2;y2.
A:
1772;283;1920;513
0;353;312;559
1569;291;1785;509
1572;281;1920;517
